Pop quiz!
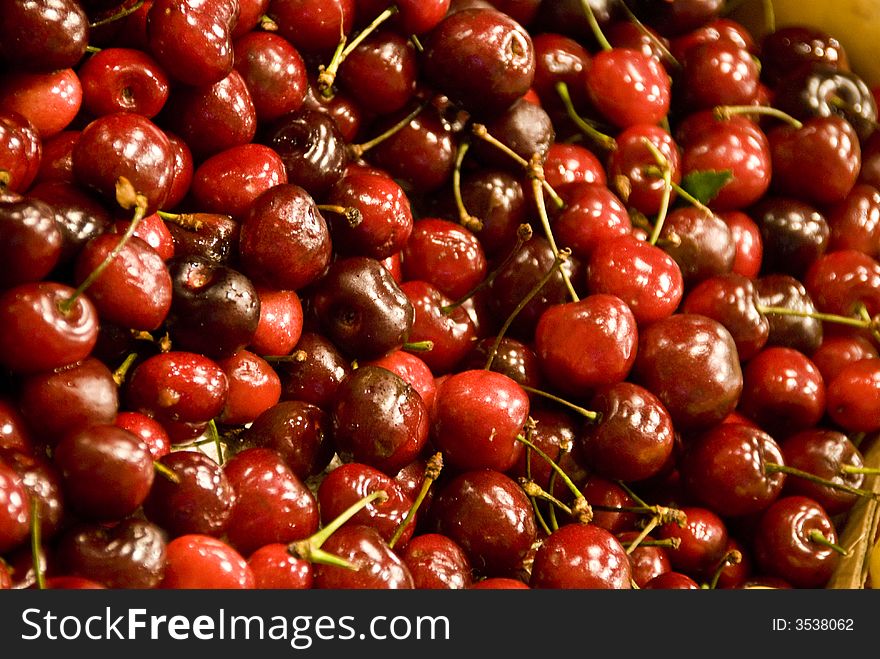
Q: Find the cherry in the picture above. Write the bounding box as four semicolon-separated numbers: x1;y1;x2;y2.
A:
530;32;592;125
825;358;880;433
669;17;757;62
160;69;257;161
249;287;304;358
363;348;437;412
678;41;759;110
760;26;849;88
586;234;684;326
164;212;239;264
579;476;639;534
325;169;414;260
512;405;581;496
579;381;675;483
658;207;736;289
642;571;701;589
534;293;638;399
110;212;175;263
586;48;671;128
43;576;107;590
633;0;724;37
165;254;261;359
316;462;415;547
542;143;608;196
430;468;537;577
0;0;88;71
125;351;229;427
354;0;451;36
768;115;861;207
0;281;99;374
737;346;826;438
751;495;842;589
607;20;671;67
619;531;673;588
0;111;42;193
422;7;536;118
73;233;172;332
810;333;879;384
190;143;288;221
160;534;255;589
312;525;414;589
238;183;332;292
0;195;63;288
472;98;556;173
401;532;473;589
275;332;352;410
18;357;118;445
233;30;309;123
460;336;543;390
242;400;335;480
681;273;769;361
78;47;170;119
72;112;173;215
719;210;763;279
56;518;168;589
531;523;632;589
331;365;429;475
312;256;415;361
0;460;30;554
216;349;281;426
248;543;313;590
751;196;829;279
826;183;880;260
469;577;530;589
146;0;239;87
267;0;355;56
633;313;743;433
605;123;681;216
114;411;171;461
457;168;527;259
431;370;529;473
163;131;194;210
34;128;78;185
779;429;869;516
0;399;33;454
681;423;786;518
656;506;729;578
223;447;319;557
0;68;82;138
552;183;631;263
804;249;880;318
755;274;824;354
53;424;154;521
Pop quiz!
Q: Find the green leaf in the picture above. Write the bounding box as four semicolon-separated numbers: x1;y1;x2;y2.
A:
680;169;734;205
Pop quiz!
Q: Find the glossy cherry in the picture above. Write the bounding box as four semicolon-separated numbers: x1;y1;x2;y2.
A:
530;523;632;589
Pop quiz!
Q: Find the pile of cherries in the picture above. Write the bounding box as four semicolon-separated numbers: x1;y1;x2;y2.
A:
3;0;880;590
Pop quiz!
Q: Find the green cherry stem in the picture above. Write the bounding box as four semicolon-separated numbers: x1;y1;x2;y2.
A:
809;530;848;556
30;498;45;590
157;210;205;231
88;0;145;28
713;104;803;129
764;462;880;499
347;101;428;160
624;515;660;554
519;385;599;421
154;461;181;484
289;490;389;569
580;0;612;51
316;204;363;228
840;464;880;476
112;352;139;387
451;139;484;232
402;340;434;353
206;418;224;465
519;478;575;519
755;305;873;330
640;138;673;246
554;81;617;152
515;433;592;523
264;350;308;364
705;549;743;590
388;452;443;549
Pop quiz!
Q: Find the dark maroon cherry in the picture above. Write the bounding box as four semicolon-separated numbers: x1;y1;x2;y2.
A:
634;313;743;433
658;207;736;289
165;212;240;265
312;525;414;589
751;196;829;279
458;168;527;259
0;195;63;288
755;274;823;354
760;26;849;87
461;336;543;390
656;506;729;578
311;256;414;361
0;460;30;554
55;518;167;589
276;332;352;410
0;0;89;71
402;533;474;589
0;111;42;193
430;469;537;578
422;7;536;118
233;30;309;123
530;523;632;589
331;366;429;475
53;424;154;521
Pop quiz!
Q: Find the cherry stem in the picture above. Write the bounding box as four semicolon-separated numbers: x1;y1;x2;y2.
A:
762;0;776;34
289;489;389;568
388;452;443;549
403;340;434;353
484;249;570;371
112;352;139;387
318;6;399;98
347;100;427;160
317;205;363;228
808;530;848;556
441;224;533;314
157;210;204;231
207;418;224;465
523;442;555;534
629;537;681;550
528;162;579;303
409;34;424;52
643;166;713;216
554;82;617;152
0;169;10;188
713;104;803;129
515;434;591;523
764;462;880;499
259;14;278;31
30;498;45;590
85;45;102;54
470;123;565;210
624;515;660;554
264;350;308;364
58;178;147;316
519;384;599;421
580;0;612;51
88;0;144;28
618;1;681;69
153;461;181;484
755;305;871;329
706;549;742;590
451;140;483;232
840;464;880;476
640;138;673;245
519;478;575;518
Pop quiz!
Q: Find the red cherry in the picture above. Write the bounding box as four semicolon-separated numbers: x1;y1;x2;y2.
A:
825;358;880;433
77;47;170;118
810;333;879;383
656;506;729;578
0;111;42;193
0;68;82;138
248;543;313;590
0;460;30;554
585;48;671;128
267;0;355;55
312;525;414;589
363;349;437;413
553;182;631;263
606;123;681;216
530;523;632;589
233;30;309;123
402;532;473;590
161;535;255;589
217;349;282;426
249;287;304;358
805;249;880;318
719;210;763;279
679;41;759;109
114;411;170;461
